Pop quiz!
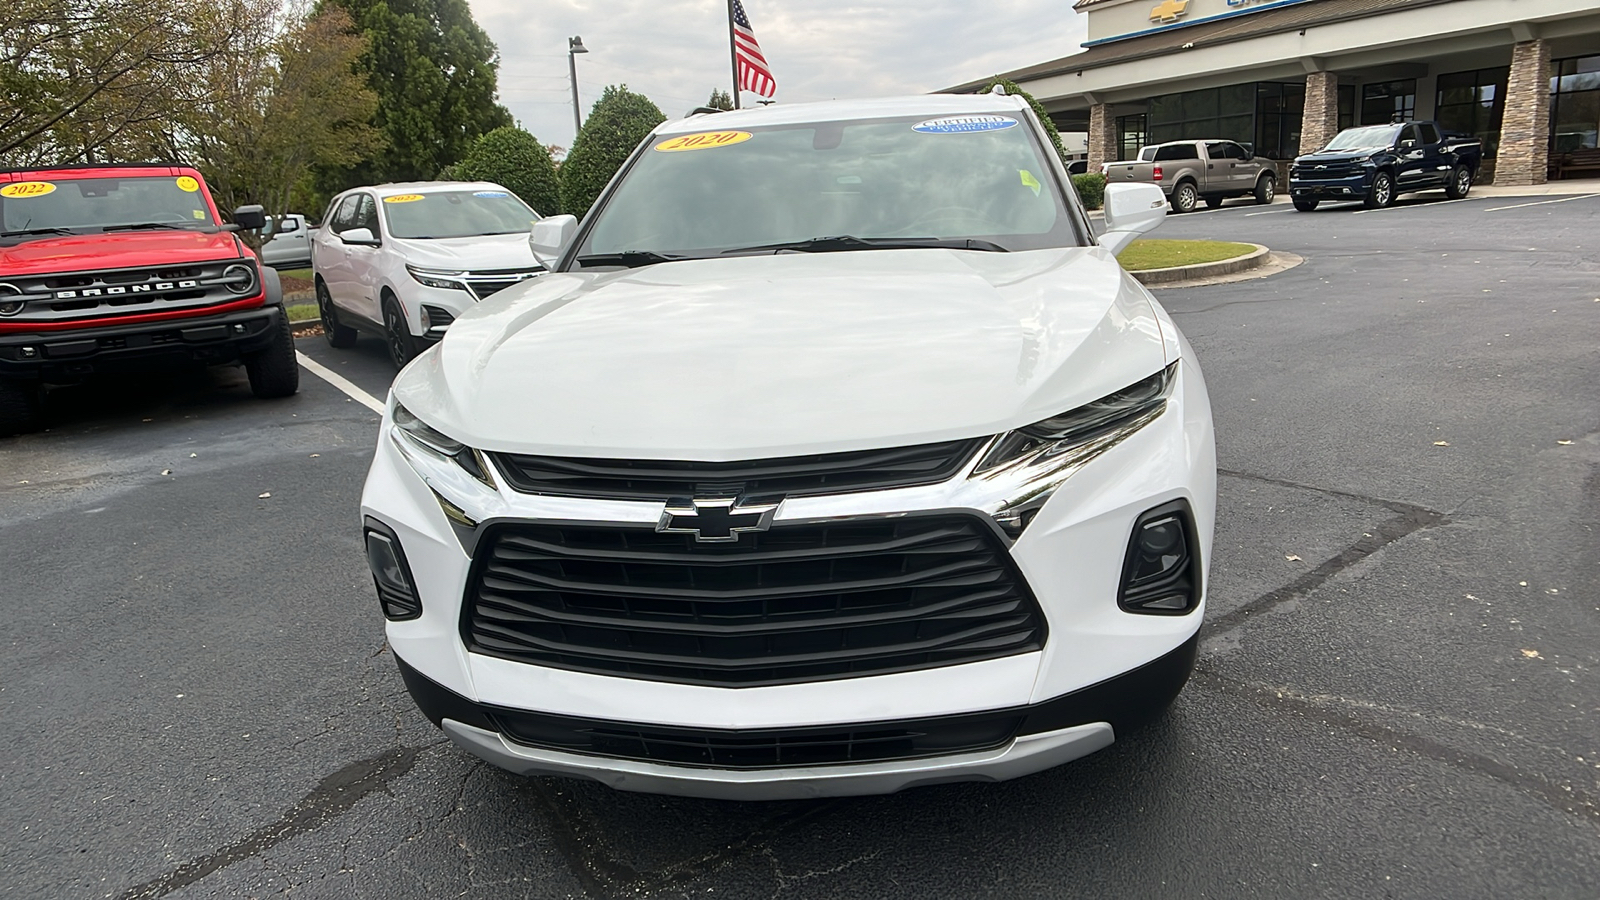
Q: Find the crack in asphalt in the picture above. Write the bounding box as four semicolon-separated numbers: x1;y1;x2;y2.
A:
116;745;428;899
529;777;852;900
1190;670;1600;827
1205;469;1448;638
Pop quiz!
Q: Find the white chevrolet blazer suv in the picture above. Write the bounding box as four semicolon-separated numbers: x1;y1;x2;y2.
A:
360;93;1216;800
312;182;545;368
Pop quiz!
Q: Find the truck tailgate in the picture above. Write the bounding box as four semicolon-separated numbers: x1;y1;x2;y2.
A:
1103;162;1157;184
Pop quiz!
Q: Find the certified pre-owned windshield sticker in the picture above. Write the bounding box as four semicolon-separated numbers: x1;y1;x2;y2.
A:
473;190;509;198
1019;169;1042;197
175;176;200;192
913;116;1018;135
0;181;56;198
383;194;425;203
654;131;753;152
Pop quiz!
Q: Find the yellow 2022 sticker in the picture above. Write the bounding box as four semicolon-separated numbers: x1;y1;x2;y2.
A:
175;176;200;192
1019;169;1042;197
1;181;56;198
383;194;425;203
654;131;753;153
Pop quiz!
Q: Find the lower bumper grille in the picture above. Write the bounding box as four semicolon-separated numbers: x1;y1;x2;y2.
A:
492;707;1024;769
463;514;1046;687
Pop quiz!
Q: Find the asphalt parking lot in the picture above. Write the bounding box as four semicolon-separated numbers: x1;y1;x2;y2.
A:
3;188;1598;899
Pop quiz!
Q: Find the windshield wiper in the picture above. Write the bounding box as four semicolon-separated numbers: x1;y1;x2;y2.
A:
721;235;1009;255
575;250;693;268
0;227;74;237
103;222;190;232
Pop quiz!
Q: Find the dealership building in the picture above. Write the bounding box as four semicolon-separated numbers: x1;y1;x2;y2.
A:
953;0;1600;184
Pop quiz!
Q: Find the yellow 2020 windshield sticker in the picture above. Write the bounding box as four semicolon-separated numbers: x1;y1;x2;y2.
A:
654;131;753;153
175;176;200;192
383;194;425;203
1;181;56;198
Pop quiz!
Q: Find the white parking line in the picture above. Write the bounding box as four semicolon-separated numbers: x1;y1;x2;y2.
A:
296;350;385;414
1484;193;1600;212
1351;197;1479;215
1243;207;1297;217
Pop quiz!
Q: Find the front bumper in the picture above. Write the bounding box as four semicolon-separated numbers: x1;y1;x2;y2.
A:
0;305;282;381
361;347;1216;795
1289;173;1371;199
399;636;1195;799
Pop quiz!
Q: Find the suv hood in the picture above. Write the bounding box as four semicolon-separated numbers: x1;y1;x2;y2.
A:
391;232;539;271
0;230;242;276
393;248;1172;459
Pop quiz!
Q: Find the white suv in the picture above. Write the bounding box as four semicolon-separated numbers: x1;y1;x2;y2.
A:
361;95;1214;799
311;182;545;367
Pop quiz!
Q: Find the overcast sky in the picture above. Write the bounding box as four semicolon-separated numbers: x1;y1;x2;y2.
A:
467;0;1089;149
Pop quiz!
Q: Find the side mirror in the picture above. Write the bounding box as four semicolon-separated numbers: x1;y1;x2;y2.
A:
231;204;266;231
339;227;379;246
529;215;578;269
1399;139;1417;150
1098;183;1167;256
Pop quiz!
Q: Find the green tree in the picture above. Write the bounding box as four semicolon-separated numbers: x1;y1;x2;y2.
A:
0;0;244;165
171;5;381;223
318;0;511;186
559;85;665;220
443;126;561;215
983;77;1069;165
706;89;734;111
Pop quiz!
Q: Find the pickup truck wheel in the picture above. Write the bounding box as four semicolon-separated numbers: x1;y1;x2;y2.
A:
383;297;418;369
1204;195;1225;210
317;281;358;348
1364;171;1395;209
0;379;43;437
1445;165;1473;200
1292;197;1319;212
244;310;300;399
1170;181;1198;213
1254;174;1276;205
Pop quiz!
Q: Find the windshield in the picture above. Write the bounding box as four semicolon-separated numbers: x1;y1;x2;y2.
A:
381;189;538;239
0;175;217;235
1323;125;1402;152
574;112;1085;265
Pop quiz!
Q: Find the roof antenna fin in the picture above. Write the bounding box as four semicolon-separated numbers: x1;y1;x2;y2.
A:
989;83;1008;96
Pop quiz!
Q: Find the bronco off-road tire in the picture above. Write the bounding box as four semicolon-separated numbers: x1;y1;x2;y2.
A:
245;311;300;398
0;378;43;437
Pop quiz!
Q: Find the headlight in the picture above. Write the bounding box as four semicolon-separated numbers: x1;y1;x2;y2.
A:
978;362;1177;473
406;265;468;291
973;362;1179;537
393;402;494;488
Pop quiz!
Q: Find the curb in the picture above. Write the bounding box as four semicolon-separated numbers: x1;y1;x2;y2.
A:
1130;243;1270;286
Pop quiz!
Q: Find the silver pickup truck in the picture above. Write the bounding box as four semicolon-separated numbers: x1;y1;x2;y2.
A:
1103;140;1277;213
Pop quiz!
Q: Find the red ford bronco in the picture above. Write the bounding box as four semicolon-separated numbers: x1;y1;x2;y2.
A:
0;163;297;435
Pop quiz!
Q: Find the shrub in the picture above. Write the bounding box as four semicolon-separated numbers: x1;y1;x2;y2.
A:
559;85;666;220
1072;172;1107;211
443;126;562;216
982;77;1069;165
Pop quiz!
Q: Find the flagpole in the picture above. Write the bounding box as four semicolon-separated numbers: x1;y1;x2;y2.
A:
726;0;742;109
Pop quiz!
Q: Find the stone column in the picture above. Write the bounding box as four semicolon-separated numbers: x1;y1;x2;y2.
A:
1496;39;1552;185
1299;71;1340;154
1087;103;1118;171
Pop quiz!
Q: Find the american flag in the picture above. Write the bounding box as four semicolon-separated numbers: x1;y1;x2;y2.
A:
731;0;776;98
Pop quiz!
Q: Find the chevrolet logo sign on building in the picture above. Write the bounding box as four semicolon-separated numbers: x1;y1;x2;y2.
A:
1149;0;1188;24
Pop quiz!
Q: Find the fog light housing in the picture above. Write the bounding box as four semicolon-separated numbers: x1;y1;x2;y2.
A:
1118;500;1200;615
365;517;422;621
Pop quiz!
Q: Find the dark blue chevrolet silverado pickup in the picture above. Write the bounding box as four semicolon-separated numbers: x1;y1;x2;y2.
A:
1290;121;1482;211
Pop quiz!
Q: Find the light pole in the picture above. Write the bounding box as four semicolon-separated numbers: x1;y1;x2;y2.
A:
568;36;589;138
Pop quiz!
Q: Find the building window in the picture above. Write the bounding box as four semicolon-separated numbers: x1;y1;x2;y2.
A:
1256;82;1304;159
1117;114;1147;162
1147;84;1255;148
1338;85;1355;132
1361;80;1417;125
1436;67;1509;157
1550;55;1600;153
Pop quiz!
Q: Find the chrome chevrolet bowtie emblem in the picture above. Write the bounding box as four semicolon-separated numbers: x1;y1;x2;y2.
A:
658;497;780;543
